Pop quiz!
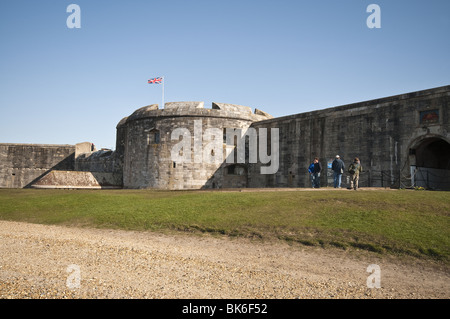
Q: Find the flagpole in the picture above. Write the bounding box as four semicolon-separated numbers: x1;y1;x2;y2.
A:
162;76;165;109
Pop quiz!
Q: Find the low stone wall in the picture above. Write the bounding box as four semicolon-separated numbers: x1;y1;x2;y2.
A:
31;170;122;189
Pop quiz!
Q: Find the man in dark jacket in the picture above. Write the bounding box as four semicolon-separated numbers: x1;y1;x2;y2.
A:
331;155;345;188
312;157;322;188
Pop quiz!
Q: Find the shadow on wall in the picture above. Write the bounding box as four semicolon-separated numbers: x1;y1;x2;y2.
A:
29;149;123;189
24;153;75;188
200;126;274;190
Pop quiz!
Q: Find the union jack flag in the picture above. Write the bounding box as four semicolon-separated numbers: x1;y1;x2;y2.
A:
148;77;163;84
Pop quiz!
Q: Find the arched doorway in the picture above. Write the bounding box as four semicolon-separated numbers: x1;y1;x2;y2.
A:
409;136;450;190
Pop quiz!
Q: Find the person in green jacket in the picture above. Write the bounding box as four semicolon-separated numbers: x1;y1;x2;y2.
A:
348;157;363;190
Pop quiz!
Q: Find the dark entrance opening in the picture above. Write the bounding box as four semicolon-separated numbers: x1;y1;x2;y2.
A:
415;138;450;169
412;138;450;190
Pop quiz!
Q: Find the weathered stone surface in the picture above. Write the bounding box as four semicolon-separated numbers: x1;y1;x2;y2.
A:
254;108;273;118
212;102;252;115
1;87;449;190
119;115;255;189
31;170;122;188
116;116;129;128
0;144;75;188
74;149;121;173
249;85;450;189
75;142;94;159
165;101;204;110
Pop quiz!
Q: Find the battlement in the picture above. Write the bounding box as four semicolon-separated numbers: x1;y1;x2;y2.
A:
118;102;273;128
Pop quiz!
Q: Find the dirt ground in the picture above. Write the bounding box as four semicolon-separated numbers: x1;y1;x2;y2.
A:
0;220;448;299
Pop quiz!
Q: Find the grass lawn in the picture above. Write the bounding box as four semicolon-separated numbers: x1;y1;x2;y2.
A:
0;188;449;262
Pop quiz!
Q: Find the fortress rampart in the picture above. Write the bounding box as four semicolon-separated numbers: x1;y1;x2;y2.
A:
249;85;450;189
0;86;449;190
0;144;75;188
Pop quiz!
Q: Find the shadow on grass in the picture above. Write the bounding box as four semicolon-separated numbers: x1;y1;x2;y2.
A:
176;225;448;262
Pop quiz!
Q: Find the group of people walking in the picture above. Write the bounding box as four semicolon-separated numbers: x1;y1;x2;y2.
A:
308;155;362;190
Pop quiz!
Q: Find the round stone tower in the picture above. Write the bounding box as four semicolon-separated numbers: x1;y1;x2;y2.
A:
115;101;272;189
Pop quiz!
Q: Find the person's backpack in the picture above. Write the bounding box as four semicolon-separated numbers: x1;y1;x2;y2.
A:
308;163;314;173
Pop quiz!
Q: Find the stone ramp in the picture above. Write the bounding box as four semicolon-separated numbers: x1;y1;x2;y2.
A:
30;170;122;189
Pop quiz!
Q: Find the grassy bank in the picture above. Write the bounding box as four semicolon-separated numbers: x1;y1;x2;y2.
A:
0;188;448;261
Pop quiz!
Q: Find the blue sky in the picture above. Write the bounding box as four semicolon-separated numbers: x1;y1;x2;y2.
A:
0;0;449;149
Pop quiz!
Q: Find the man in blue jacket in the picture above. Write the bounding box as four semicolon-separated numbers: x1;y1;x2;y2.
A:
308;161;315;188
331;155;345;188
308;157;322;188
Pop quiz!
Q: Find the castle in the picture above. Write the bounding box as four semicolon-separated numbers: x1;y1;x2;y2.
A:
1;85;449;190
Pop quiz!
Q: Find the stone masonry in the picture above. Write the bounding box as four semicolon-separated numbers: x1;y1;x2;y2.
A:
249;85;450;189
0;85;449;190
0;144;75;188
117;102;272;189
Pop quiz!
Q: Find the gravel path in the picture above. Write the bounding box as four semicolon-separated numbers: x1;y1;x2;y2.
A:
0;220;448;299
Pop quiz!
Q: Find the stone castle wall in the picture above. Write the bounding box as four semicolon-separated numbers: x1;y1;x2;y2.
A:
117;102;272;189
0;142;123;189
1;86;448;190
0;144;75;188
248;85;450;189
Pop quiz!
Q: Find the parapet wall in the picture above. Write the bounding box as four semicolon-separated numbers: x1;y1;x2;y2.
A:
119;101;273;128
31;170;122;189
